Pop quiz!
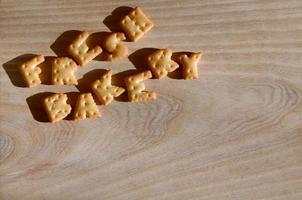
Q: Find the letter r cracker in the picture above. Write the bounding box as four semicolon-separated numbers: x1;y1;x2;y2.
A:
73;93;100;120
44;93;72;123
68;31;102;66
124;70;156;102
20;55;44;87
146;49;179;79
120;7;154;41
52;57;78;85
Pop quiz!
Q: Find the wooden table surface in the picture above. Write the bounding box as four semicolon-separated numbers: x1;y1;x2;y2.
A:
1;0;302;199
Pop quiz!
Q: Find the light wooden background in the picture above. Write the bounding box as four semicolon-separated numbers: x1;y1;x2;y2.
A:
1;0;302;199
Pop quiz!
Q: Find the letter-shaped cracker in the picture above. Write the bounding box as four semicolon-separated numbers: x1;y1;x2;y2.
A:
176;52;202;80
124;70;156;102
146;49;179;79
103;32;128;61
44;93;72;123
120;7;154;42
73;93;100;120
91;70;125;105
68;31;102;66
20;55;44;87
52;57;78;85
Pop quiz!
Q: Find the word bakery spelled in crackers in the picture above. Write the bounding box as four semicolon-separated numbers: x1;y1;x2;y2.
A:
17;6;202;123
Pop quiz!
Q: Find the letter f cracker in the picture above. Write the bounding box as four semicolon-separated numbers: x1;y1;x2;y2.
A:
20;55;44;87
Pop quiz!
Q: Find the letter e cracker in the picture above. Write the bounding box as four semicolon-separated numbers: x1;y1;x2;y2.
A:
124;70;156;102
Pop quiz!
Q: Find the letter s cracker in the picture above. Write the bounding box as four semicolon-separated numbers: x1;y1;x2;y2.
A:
68;31;102;66
124;70;156;102
73;93;100;120
44;93;72;123
52;57;78;85
20;55;44;87
91;70;125;105
120;7;154;42
176;52;202;80
146;49;179;79
103;32;128;61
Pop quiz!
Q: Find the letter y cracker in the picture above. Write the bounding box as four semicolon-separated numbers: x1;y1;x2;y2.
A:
120;7;154;42
69;31;102;66
91;70;125;105
44;93;72;123
176;52;202;80
146;49;179;79
73;93;100;120
52;57;78;85
124;70;156;102
20;55;44;87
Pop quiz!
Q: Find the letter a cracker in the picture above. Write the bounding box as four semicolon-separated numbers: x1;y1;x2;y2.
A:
69;31;102;66
73;93;100;120
91;70;125;105
20;55;44;87
124;70;156;102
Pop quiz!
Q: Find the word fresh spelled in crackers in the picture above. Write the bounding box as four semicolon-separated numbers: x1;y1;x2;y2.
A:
16;6;202;123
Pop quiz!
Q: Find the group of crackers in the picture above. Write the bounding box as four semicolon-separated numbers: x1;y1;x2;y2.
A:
19;7;202;123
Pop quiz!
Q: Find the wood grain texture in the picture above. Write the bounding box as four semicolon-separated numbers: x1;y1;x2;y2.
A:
1;0;302;199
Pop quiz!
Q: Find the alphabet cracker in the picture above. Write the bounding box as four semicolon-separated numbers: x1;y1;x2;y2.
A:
124;70;156;102
68;31;102;66
91;70;125;105
73;93;100;120
20;55;44;87
44;93;72;123
52;57;78;85
120;7;154;42
103;32;128;61
176;52;202;80
146;48;179;79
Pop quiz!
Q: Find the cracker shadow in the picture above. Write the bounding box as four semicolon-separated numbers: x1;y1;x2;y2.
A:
167;52;188;79
87;31;112;61
3;54;37;87
40;56;57;85
103;6;132;34
128;48;159;74
75;69;108;105
26;92;79;122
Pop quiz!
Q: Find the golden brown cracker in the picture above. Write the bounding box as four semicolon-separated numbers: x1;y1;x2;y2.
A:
20;55;44;87
120;7;154;42
146;49;179;79
52;57;78;85
176;52;202;80
44;93;72;123
91;70;125;105
103;32;128;61
68;31;102;66
124;70;156;102
73;93;100;120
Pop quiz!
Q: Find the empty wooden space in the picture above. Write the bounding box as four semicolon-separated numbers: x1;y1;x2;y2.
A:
0;0;302;199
